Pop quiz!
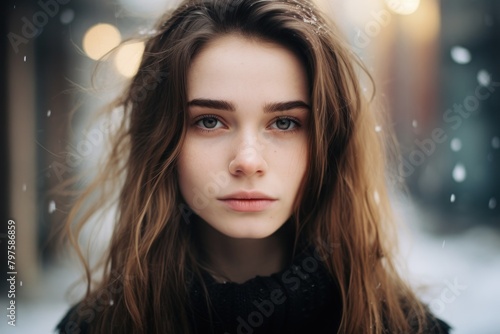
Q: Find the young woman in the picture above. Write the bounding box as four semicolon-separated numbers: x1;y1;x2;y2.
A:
57;0;451;333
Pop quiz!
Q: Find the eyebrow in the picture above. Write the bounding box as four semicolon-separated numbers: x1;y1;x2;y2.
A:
187;99;236;111
263;101;310;113
187;99;310;113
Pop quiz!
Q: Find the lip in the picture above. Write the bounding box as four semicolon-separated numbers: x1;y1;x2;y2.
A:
219;191;275;200
218;191;277;212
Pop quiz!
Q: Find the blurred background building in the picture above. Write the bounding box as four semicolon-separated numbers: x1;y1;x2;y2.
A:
1;0;499;333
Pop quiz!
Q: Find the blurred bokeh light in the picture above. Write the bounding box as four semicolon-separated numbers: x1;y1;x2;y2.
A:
114;41;145;77
82;23;121;60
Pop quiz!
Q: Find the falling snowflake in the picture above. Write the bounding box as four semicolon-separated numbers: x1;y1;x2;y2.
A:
452;163;466;183
48;200;56;214
450;46;471;64
450;138;462;152
477;70;491;87
489;198;497;209
492;136;500;149
450;194;456;203
60;9;75;25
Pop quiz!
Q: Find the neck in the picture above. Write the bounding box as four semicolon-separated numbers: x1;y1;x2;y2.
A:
194;219;294;284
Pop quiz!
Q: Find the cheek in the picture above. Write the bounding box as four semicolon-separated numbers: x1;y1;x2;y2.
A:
177;140;222;199
287;143;308;204
274;138;308;179
292;153;308;185
177;145;198;197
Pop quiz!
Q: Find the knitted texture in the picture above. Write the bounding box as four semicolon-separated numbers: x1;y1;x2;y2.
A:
188;246;342;334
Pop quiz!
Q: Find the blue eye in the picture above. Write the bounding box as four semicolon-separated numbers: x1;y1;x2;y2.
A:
195;115;223;129
272;117;299;130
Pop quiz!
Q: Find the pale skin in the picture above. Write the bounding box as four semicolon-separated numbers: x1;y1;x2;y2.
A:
177;34;310;283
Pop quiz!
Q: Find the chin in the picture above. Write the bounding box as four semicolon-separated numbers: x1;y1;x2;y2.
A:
224;230;276;239
216;221;284;240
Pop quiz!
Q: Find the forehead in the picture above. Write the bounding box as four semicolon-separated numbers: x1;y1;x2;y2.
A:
186;34;309;102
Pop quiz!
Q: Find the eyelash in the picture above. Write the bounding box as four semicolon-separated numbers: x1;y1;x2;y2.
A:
193;114;224;133
192;115;302;133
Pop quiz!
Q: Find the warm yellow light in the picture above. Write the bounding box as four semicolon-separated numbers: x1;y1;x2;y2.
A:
402;0;439;43
114;41;145;78
83;23;121;60
385;0;421;15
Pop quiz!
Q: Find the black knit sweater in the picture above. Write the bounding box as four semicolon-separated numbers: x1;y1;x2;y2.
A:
187;246;341;334
56;246;451;333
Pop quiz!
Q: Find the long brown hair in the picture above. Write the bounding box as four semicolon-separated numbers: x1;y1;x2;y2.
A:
61;0;434;332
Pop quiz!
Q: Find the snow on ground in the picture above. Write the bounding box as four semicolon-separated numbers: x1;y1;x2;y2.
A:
395;194;500;334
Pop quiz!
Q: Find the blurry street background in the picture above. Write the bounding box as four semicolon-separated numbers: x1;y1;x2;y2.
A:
1;0;499;333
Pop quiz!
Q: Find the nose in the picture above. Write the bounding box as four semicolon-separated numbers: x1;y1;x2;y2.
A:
228;137;268;176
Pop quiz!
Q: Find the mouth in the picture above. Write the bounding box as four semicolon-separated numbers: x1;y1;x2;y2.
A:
218;199;276;212
218;191;277;212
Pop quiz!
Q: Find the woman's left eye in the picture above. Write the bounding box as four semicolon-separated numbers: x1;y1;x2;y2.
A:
271;117;300;131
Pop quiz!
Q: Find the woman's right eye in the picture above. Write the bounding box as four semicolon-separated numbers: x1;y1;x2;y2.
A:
194;115;224;130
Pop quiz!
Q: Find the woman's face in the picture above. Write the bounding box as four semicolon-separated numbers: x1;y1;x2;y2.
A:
178;35;309;239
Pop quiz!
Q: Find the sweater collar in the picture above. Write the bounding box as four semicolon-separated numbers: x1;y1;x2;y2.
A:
188;245;342;333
